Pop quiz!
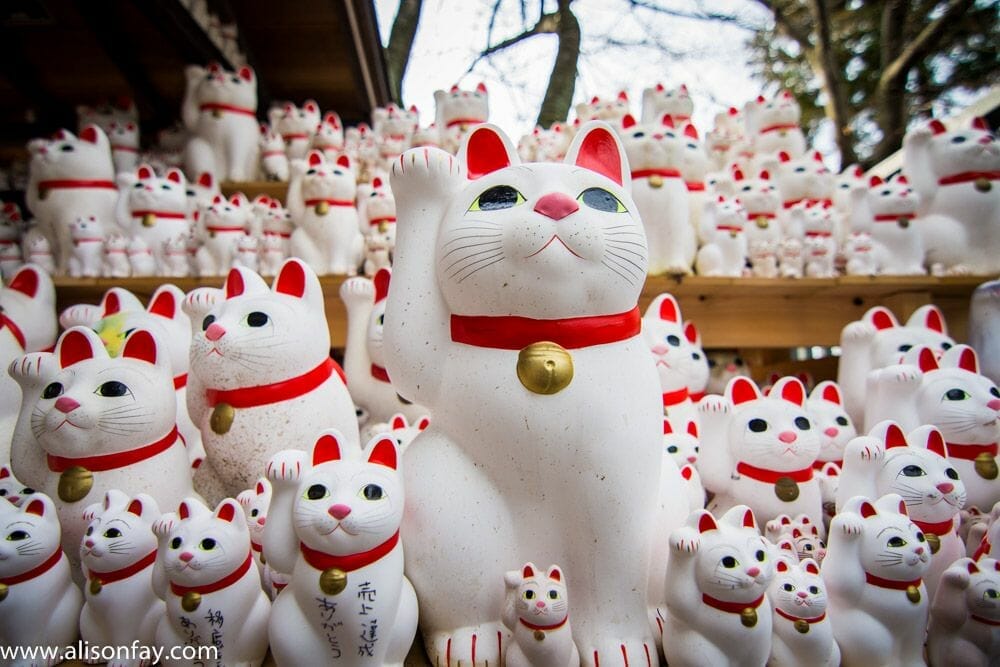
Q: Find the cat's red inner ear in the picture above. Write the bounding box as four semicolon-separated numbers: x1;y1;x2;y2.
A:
929;119;947;135
79;125;99;144
122;330;158;365
465;127;511;180
884;423;908;448
918;347;939;373
684;322;699;344
924;307;945;333
869;308;896;330
137;165;154;180
621;114;637;130
103;291;122;316
374;268;391;302
313;434;342;466
367;437;398;470
792;528;803;538
687;421;698;438
548;566;562;582
60;329;96;368
179;502;191;519
25;498;45;516
216;501;237;523
658;296;678;322
256;481;265;495
698;512;717;533
574;127;624;186
7;266;39;297
127;499;144;516
274;261;307;298
742;509;755;529
391;415;406;430
730;377;759;405
148;290;176;318
780;379;805;406
167;169;183;184
417;417;430;430
860;501;877;518
776;560;788;572
663;419;673;435
926;429;947;458
198;172;213;188
958;347;979;373
225;268;246;299
522;564;535;578
308;151;324;167
967;561;981;574
897;500;908;516
238;66;254;82
821;382;842;405
336;154;351;169
0;466;9;479
805;561;819;575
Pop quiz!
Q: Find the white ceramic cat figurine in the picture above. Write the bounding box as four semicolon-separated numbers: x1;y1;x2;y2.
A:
182;63;259;182
258;124;290;181
970;278;1000;385
503;563;579;667
642;292;708;430
259;234;285;277
154;497;270;667
927;557;1000;666
747;92;807;165
264;431;418;667
833;164;866;223
311;111;345;160
107;120;140;174
699;376;824;533
383;122;680;666
574;92;631;124
769;151;833;233
362;413;431;453
765;513;827;564
824;493;930;667
806;381;856;470
696;196;748;277
0;493;82;664
26;125;118;273
733;169;782;248
749;239;779;277
0;463;36;506
269;100;321;161
843;232;877;276
288;150;363;276
103;234;130;278
640;82;693;125
127;236;155;277
67;215;106;278
619;113;695;275
117;164;191;267
195;192;252;276
766;556;839;667
660;505;775;667
184;259;359;495
254;195;292;258
79;490;164;666
837;303;955;425
340;269;430;424
233;234;260;272
777;237;804;278
850;175;926;274
235;478;288;596
161;234;190;278
435;83;490;153
22;232;55;275
904;117;999;274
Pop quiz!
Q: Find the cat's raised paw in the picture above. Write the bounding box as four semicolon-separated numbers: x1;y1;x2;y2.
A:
265;450;306;485
669;527;700;554
698;395;730;414
339;276;375;306
425;624;507;667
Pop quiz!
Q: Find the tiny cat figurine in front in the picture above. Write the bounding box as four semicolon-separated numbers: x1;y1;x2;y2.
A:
184;259;359;496
79;490;164;666
927;557;1000;666
383;122;680;666
503;563;579;667
766;557;839;667
116;164;191;268
340;269;430;424
154;497;270;667
765;514;827;564
641;293;708;430
824;493;930;667
660;505;775;667
264;431;418;667
0;493;83;664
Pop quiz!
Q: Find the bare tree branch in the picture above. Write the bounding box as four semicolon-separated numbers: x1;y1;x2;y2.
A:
627;0;759;30
877;0;976;92
809;0;857;164
463;8;561;76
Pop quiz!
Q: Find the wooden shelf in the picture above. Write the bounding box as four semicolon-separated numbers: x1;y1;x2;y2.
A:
52;274;990;350
221;181;288;202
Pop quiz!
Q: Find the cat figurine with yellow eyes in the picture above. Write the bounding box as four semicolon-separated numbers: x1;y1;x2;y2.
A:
383;122;682;666
503;563;579;667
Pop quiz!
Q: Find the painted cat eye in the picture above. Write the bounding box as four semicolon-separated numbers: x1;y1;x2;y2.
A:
794;417;811;430
85;526;93;535
578;187;626;213
836;416;850;426
946;468;959;480
170;537;182;549
897;344;912;352
985;589;999;599
523;589;536;600
97;381;129;398
990;387;1000;398
362;484;384;501
199;538;216;550
202;315;215;331
42;382;63;399
941;342;953;350
246;311;269;327
748;419;768;433
887;536;906;547
104;528;122;538
7;530;28;541
945;388;970;401
548;590;559;600
721;555;738;568
305;484;328;501
783;583;794;591
902;465;926;477
250;509;259;517
666;335;680;346
469;185;524;211
755;549;766;562
808;586;819;594
916;532;926;542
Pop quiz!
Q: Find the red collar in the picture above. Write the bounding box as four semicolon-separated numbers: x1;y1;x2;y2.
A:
946;442;998;460
805;230;832;238
747;212;777;220
371;363;391;383
86;550;156;587
132;210;187;220
760;123;799;134
686;181;706;191
262;149;286;158
689;390;705;402
299;530;399;573
971;614;1000;627
73;237;104;245
864;571;921;591
0;313;26;350
737;462;814;483
304;198;354;207
369;216;397;227
173;373;188;390
38;179;116;191
716;224;743;233
662;387;689;407
450;307;641;350
111;145;139;153
205;225;245;233
199;102;256;118
702;592;765;615
206;358;341;409
445;117;485;128
0;549;63;586
874;213;915;222
47;425;180;473
812;458;842;470
282;133;309;141
631;168;681;180
519;616;569;632
170;552;254;597
774;607;825;624
939;171;1000;186
783;197;831;209
251;540;263;554
912;517;955;537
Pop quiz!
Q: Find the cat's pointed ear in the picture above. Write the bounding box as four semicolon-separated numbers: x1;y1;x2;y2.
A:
7;264;44;298
802;559;820;575
312;431;344;466
928;119;948;135
646;293;680;323
741;507;757;530
868;420;908;449
546;565;563;582
684;322;699;345
79;124;106;146
307;150;325;168
166;168;185;185
873;493;908;517
771;377;806;407
775;560;789;573
776;538;796;558
178;498;209;520
693;510;717;533
137;164;155;181
128;494;160;521
214;498;242;524
909;425;948;458
147;285;185;321
565;121;628;188
812;380;843;406
522;562;536;578
791;528;803;538
942;344;980;374
967;560;981;574
102;488;128;512
726;376;761;405
906;304;947;335
367;436;399;471
390;414;407;430
24;496;52;517
863;306;898;331
336;154;352;170
859;500;877;518
374;268;391;303
101;287;143;317
58;326;105;368
224;265;269;300
662;419;673;435
621;114;637;130
238;66;255;83
683;124;699;140
461;123;518;180
910;346;939;373
416;416;431;430
686;421;698;438
121;329;162;367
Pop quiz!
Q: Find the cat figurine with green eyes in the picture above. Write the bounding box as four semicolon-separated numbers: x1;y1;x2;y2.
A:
503;563;579;667
79;490;164;666
184;259;359;496
660;505;775;667
927;557;1000;666
263;431;418;667
383;122;681;666
0;493;82;665
153;497;270;667
824;493;930;667
766;556;839;667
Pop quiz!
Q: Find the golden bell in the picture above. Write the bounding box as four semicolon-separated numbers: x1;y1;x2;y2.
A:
212;109;223;119
756;216;769;229
58;466;94;503
141;213;156;228
516;342;573;395
794;619;810;634
0;583;7;602
898;217;910;229
533;630;545;642
315;201;330;216
774;477;800;502
975;178;992;193
730;230;739;239
319;568;347;596
975;453;998;480
648;174;664;189
89;578;102;595
38;188;49;201
210;403;235;435
378;221;389;233
740;607;758;628
925;533;941;554
906;585;921;604
181;591;201;612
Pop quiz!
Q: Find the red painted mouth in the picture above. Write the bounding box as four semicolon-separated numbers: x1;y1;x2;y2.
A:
526;235;583;259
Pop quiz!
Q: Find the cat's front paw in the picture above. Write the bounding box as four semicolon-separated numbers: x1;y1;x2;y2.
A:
424;623;507;667
152;512;179;539
940;564;971;590
698;395;730;415
847;436;885;464
669;527;700;554
841;320;877;343
391;147;464;201
833;514;864;538
266;449;307;486
905;124;934;145
339;276;375;308
58;303;102;330
182;287;223;321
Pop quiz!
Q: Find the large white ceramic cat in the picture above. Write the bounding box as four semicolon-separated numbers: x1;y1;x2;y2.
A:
503;563;579;667
824;493;930;667
850;175;926;274
660;505;775;667
0;493;82;664
904;117;999;274
927;556;1000;666
699;376;824;533
641;293;708;430
435;83;489;154
264;431;417;666
766;556;839;667
182;63;259;182
79;490;164;666
185;260;359;496
154;497;270;667
116;164;191;267
696;196;748;277
269;100;320;161
383;122;682;666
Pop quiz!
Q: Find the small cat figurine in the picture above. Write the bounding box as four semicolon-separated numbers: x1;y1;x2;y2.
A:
766;556;839;667
103;233;131;278
777;237;804;278
127;236;156;277
23;231;56;275
161;234;190;278
843;231;877;276
768;151;833;232
765;514;827;564
259;234;285;277
850;175;926;275
434;83;489;153
833;164;866;222
233;234;260;272
696;196;748;277
0;463;35;507
642;293;708;430
311;111;346;160
195;193;252;276
574;91;631;124
640;82;693;125
0;493;83;664
79;490;164;666
927;557;1000;666
749;239;779;277
67;215;106;278
706;350;751;395
154;497;270;667
503;563;580;667
107;120;140;174
733;169;782;248
362;412;431;452
269;100;321;161
236;477;289;596
746;92;807;165
258;123;290;181
661;505;775;667
116;164;191;267
264;431;418;667
823;493;930;667
805;381;856;469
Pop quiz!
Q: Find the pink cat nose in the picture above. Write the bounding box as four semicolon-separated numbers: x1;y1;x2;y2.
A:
85;539;94;549
988;399;1000;411
536;601;546;609
328;504;352;520
915;546;924;555
257;517;266;526
746;566;761;577
54;397;80;413
726;364;737;372
981;136;993;145
824;427;839;437
778;431;797;444
651;345;669;355
937;482;954;494
533;192;579;221
797;591;808;599
205;323;227;341
653;133;664;140
179;552;194;562
687;456;697;463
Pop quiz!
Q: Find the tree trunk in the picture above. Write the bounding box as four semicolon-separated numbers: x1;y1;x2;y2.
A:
384;0;423;106
536;0;580;128
808;0;858;166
